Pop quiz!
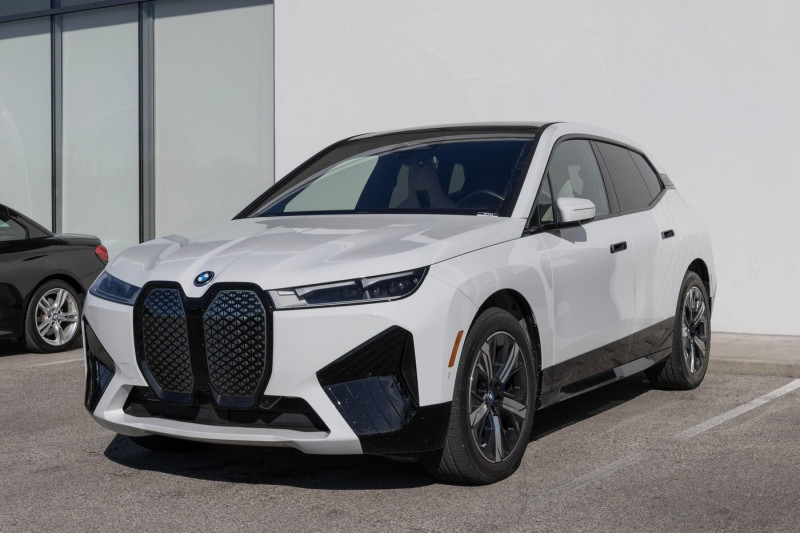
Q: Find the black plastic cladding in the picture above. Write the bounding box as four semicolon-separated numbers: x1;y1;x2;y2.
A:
316;326;451;454
83;320;115;413
133;282;274;410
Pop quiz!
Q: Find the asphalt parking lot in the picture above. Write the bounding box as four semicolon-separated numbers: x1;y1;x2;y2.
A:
1;342;798;532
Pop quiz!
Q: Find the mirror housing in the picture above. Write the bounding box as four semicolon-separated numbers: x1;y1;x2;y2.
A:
556;197;596;223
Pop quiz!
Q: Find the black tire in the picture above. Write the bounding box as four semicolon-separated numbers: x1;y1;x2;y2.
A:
647;271;711;390
423;307;537;484
24;280;83;354
129;435;211;452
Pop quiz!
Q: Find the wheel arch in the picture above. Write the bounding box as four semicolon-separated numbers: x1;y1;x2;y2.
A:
472;289;543;405
23;274;87;316
687;258;711;310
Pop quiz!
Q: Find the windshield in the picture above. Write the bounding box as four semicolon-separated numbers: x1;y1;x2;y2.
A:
245;136;536;217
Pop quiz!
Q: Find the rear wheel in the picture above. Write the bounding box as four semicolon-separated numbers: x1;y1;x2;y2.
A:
423;307;537;484
647;271;710;390
129;435;210;452
24;280;82;353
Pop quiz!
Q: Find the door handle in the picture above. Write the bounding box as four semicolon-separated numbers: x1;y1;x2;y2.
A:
661;229;675;239
610;241;627;254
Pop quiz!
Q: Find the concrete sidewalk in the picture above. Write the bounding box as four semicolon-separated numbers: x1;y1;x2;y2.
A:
711;332;800;378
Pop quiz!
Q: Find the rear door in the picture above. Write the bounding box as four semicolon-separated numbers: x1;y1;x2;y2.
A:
594;142;677;357
532;139;635;388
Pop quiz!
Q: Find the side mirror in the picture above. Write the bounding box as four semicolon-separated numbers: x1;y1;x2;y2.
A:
556;197;595;223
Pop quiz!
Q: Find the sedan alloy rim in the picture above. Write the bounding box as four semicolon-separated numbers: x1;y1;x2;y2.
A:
468;331;530;463
682;286;708;375
35;288;79;346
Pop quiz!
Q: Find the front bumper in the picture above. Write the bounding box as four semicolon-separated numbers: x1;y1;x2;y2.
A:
83;269;476;455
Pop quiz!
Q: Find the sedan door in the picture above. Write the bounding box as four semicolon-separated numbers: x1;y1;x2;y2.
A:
531;140;636;390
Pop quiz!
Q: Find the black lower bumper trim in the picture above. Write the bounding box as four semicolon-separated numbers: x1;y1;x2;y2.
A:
123;388;329;433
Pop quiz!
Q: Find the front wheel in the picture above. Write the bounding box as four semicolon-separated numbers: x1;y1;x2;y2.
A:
647;271;711;390
423;307;537;484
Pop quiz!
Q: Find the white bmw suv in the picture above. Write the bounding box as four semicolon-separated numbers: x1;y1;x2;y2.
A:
84;122;715;484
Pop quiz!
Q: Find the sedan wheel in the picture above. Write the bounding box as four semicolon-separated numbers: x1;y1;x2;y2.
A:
25;281;83;353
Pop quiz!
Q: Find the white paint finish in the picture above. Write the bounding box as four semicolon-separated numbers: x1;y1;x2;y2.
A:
540;218;635;363
61;6;139;256
674;378;800;440
86;122;715;453
274;0;800;334
0;17;52;225
107;213;526;296
154;0;274;237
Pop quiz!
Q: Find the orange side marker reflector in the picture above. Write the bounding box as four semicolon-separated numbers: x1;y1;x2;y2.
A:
448;330;464;368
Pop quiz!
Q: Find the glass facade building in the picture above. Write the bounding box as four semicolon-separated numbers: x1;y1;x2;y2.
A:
0;0;274;257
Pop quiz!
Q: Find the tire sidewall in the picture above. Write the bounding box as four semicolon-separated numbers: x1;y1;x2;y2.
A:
25;280;83;353
454;308;537;481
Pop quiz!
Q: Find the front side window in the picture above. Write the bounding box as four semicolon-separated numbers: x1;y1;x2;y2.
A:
0;214;27;241
543;139;610;218
247;137;535;217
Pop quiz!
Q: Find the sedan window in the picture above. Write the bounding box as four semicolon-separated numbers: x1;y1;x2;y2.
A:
0;214;27;241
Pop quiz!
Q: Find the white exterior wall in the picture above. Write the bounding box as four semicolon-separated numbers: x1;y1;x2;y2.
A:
274;0;800;336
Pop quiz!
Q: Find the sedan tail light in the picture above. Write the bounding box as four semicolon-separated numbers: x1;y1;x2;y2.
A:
95;244;109;264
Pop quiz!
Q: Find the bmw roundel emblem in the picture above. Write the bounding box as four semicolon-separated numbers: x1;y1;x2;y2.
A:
194;271;214;286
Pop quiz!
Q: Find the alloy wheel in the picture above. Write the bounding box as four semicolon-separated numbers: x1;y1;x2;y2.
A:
682;286;708;375
467;331;530;463
35;288;79;346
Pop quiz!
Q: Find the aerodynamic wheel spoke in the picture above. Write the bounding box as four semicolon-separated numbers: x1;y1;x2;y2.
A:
491;414;503;462
37;321;51;334
470;402;490;429
692;301;707;327
37;301;49;315
479;344;494;381
501;395;527;421
693;335;706;358
497;343;520;385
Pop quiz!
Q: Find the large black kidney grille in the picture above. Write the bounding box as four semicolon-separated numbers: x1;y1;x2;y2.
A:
140;288;194;394
203;290;268;400
136;285;271;408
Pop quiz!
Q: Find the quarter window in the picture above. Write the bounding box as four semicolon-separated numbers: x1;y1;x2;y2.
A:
0;214;27;241
596;142;653;212
629;151;663;199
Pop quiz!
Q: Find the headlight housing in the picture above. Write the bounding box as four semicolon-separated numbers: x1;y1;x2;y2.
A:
89;271;142;305
269;267;427;309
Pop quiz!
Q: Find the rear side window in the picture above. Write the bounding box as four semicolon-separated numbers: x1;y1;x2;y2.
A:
596;142;653;212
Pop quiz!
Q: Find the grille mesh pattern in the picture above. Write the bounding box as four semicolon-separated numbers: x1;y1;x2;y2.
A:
141;288;194;394
203;290;267;398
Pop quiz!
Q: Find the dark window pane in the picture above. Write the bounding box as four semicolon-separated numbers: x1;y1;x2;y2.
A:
250;138;535;217
531;175;554;226
546;140;610;216
0;214;27;241
596;142;653;212
630;151;663;199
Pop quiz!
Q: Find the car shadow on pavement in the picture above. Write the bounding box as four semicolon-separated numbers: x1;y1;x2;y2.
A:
103;434;436;490
103;374;653;488
0;340;31;358
531;374;653;440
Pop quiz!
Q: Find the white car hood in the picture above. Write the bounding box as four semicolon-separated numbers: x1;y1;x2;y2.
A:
108;214;525;297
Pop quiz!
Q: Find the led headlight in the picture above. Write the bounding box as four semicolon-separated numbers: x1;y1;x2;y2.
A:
89;271;142;305
269;267;427;309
